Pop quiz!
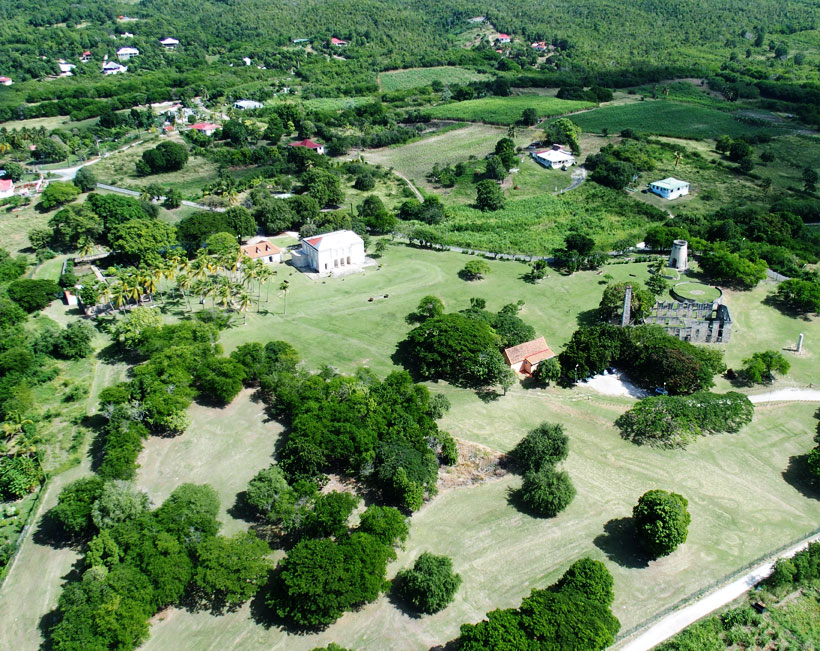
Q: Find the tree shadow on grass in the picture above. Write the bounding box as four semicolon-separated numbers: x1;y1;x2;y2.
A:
782;454;820;502
429;641;460;651
31;508;75;550
593;517;650;569
249;569;318;634
384;578;422;620
576;308;600;327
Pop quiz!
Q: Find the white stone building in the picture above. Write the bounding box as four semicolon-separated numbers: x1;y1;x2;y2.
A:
649;177;689;200
233;99;263;110
293;230;365;275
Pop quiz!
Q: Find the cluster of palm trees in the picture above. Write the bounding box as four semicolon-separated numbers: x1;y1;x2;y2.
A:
99;249;289;324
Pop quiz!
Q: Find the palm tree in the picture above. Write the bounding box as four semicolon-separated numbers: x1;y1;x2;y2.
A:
140;267;159;303
216;278;233;311
279;280;290;315
77;236;95;257
110;282;128;311
258;265;275;304
2;411;33;447
236;291;253;324
176;272;193;311
191;278;210;308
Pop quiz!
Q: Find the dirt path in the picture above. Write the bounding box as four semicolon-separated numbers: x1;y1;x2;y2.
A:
391;169;423;201
748;388;820;403
617;530;820;651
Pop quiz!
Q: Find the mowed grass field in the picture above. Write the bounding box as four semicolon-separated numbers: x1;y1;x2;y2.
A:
378;66;491;92
570;100;787;139
426;96;594;125
362;123;517;191
3;245;819;650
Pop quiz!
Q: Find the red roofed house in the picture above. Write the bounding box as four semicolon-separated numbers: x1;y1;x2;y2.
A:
191;122;219;137
0;179;14;198
330;37;348;46
292;230;364;275
0;76;12;86
81;51;92;63
503;336;556;374
241;238;282;264
288;138;325;155
497;33;511;43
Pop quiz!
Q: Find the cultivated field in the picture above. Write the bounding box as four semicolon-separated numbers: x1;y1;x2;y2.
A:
378;66;491;92
570;100;787;139
426;96;594;125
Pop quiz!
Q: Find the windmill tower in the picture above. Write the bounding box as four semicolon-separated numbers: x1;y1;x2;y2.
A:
668;240;688;271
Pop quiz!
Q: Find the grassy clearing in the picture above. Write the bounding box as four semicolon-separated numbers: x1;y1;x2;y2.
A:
5;244;820;650
362;123;527;192
426;96;594;125
89;135;220;198
139;395;819;651
570;100;787;139
378;66;491;92
438;182;658;255
757;133;820;194
302;96;374;111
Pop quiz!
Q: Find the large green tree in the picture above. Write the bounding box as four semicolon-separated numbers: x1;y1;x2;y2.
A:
395;552;462;614
633;489;691;558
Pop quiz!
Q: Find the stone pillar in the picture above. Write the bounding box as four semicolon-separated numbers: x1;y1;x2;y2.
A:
797;333;804;353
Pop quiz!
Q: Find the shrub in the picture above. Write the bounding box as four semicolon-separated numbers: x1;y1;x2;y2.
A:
633;489;690;558
517;466;576;517
6;279;60;312
395;552;462;614
460;259;491;281
511;423;569;473
52;477;105;536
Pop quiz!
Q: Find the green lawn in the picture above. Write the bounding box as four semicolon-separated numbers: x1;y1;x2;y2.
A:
570;100;787;139
378;66;491;92
4;245;819;650
426;96;594;125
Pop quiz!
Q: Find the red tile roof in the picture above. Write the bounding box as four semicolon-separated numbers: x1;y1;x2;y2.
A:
503;337;555;366
0;179;13;192
191;122;219;131
289;138;323;149
241;240;282;259
305;236;323;247
331;37;348;45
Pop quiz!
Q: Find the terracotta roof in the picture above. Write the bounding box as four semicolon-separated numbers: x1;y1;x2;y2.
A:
289;138;323;149
331;37;348;45
503;337;554;366
305;236;322;247
523;349;555;365
0;179;13;191
191;122;219;131
241;240;282;258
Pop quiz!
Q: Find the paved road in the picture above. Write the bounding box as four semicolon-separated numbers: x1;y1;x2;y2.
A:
748;388;820;403
46;140;144;181
558;165;587;194
618;531;820;651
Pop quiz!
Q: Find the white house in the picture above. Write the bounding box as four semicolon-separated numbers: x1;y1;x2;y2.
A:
503;336;556;374
191;122;219;136
117;47;139;61
233;99;263;110
294;230;365;275
241;238;282;264
649;177;690;200
160;38;179;49
103;61;128;75
0;76;13;86
242;57;252;66
57;60;76;76
80;50;92;63
0;179;14;198
533;145;575;169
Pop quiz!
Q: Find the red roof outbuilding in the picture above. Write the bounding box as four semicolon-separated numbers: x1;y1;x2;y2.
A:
289;139;323;150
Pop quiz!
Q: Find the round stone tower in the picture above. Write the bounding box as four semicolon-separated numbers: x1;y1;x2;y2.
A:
668;239;688;271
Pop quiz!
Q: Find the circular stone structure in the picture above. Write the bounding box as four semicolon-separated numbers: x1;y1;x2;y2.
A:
671;281;722;303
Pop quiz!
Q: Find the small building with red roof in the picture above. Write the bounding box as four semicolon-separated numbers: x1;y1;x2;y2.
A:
496;33;511;43
503;336;556;374
330;37;348;46
80;51;92;63
0;76;12;86
288;138;325;155
0;179;14;198
241;238;282;264
191;122;220;136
